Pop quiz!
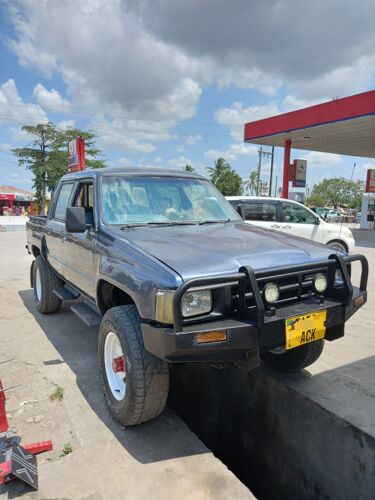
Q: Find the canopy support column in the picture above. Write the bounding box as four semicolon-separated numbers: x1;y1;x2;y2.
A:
282;139;291;199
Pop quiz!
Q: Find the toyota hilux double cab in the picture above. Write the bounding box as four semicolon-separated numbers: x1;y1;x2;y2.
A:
26;168;368;426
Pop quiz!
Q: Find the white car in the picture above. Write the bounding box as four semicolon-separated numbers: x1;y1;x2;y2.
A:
226;196;355;253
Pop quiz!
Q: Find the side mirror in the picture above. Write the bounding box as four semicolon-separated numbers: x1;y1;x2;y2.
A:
66;207;86;233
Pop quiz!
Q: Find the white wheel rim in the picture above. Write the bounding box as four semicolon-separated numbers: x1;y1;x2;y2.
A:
104;332;126;401
35;267;42;301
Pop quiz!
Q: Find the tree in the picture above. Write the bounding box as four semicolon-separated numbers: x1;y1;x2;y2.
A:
13;123;105;214
49;127;105;191
309;177;364;209
185;164;195;172
243;170;259;195
12;123;59;214
206;157;243;196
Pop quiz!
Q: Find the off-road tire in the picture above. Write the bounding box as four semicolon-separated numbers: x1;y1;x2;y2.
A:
261;339;325;372
98;305;169;426
33;256;62;314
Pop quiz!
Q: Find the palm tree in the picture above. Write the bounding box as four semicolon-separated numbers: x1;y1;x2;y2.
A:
243;170;259;195
206;157;231;185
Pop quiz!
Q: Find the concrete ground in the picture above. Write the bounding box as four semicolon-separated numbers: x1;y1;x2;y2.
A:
0;232;253;500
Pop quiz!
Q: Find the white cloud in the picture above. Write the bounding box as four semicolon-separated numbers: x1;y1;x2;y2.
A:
205;142;258;161
362;162;375;170
176;144;185;153
0;79;47;125
118;157;131;166
185;134;203;145
168;156;195;169
33;84;71;113
215;101;281;140
57;119;75;130
298;151;342;167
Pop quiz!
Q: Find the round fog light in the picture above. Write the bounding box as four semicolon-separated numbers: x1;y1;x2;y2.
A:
314;273;327;293
264;282;280;303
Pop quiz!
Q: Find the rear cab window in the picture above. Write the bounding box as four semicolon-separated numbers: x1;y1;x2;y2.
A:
242;202;277;222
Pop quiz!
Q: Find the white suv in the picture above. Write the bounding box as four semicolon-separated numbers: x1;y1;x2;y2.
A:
227;196;355;254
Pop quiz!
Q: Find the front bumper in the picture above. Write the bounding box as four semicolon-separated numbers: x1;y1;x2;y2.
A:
141;253;368;363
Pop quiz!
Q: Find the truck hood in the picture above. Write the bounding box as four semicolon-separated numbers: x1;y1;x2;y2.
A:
114;222;335;281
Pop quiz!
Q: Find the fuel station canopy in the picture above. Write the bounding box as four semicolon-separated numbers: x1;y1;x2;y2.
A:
244;90;375;197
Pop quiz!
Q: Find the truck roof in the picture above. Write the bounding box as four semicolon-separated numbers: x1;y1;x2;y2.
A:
62;166;206;181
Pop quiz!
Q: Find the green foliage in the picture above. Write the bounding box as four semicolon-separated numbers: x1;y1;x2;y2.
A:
50;385;64;401
60;442;73;456
185;164;195;172
207;158;243;196
243;170;259;195
12;123;105;214
309;177;364;209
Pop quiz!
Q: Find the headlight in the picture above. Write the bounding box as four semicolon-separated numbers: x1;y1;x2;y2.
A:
264;282;280;303
314;273;328;293
181;289;212;318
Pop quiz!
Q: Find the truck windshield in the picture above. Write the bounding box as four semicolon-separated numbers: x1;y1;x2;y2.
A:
101;175;241;225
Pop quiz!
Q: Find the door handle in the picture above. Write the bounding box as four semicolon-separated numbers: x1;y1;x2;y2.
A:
284;224;292;229
271;224;280;229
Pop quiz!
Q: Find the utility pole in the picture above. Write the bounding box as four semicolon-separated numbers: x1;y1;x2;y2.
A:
274;175;278;197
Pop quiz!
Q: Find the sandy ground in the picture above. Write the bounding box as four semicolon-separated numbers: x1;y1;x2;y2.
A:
0;232;253;500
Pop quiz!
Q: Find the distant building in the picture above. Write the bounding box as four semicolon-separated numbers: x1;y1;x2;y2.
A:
0;185;35;216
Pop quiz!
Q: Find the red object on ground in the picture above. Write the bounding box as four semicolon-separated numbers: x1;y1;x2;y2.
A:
0;379;9;433
112;355;125;373
24;440;53;455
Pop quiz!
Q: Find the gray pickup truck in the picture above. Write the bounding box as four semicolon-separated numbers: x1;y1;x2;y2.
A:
26;167;368;426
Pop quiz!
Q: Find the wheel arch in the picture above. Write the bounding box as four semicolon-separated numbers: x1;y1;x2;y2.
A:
327;239;348;253
96;279;136;315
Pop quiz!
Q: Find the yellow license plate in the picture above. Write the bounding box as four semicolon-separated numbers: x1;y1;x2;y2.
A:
285;310;326;350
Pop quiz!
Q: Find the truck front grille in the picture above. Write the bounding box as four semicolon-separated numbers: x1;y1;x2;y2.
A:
231;267;329;311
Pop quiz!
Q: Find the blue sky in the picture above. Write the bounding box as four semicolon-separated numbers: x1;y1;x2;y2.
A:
1;0;375;193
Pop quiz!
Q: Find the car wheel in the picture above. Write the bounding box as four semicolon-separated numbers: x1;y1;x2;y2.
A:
261;339;324;372
33;256;62;314
98;305;169;426
327;241;347;253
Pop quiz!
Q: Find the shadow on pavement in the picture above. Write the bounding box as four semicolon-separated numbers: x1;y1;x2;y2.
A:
18;289;207;466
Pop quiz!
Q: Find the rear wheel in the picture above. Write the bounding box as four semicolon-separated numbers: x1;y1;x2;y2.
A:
261;340;325;372
33;256;62;314
98;305;169;426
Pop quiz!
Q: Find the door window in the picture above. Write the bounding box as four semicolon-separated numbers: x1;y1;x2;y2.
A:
73;181;94;225
280;202;316;224
242;202;277;222
52;183;75;220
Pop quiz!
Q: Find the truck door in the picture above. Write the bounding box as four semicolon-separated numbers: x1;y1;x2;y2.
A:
62;179;97;298
45;181;76;275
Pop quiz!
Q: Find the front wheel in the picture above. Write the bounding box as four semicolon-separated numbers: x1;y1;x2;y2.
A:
98;305;169;426
261;339;324;372
327;241;347;253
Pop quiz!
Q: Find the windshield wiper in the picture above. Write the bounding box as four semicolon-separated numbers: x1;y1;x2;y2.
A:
198;218;231;225
120;221;198;229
